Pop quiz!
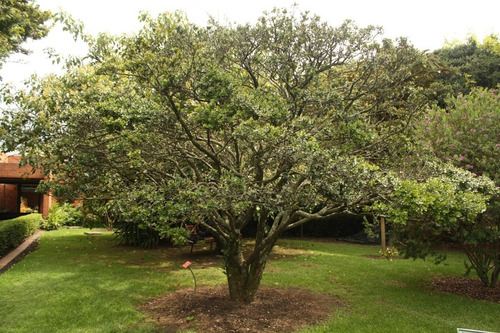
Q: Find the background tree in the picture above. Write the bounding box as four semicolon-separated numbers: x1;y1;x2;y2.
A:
0;0;51;70
433;35;500;97
2;8;441;303
422;87;500;184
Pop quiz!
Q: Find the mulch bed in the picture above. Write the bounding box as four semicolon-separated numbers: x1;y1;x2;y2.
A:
430;276;500;303
142;285;343;333
143;276;498;333
361;254;499;303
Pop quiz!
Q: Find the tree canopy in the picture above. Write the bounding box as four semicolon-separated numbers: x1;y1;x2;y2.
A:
0;0;51;70
433;35;500;97
1;8;455;302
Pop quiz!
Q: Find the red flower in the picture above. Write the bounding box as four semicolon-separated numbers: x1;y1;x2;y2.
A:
182;261;192;268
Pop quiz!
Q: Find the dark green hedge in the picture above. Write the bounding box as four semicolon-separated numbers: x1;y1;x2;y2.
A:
0;214;43;257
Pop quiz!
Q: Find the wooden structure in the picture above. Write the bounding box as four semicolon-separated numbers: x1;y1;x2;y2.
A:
185;224;216;254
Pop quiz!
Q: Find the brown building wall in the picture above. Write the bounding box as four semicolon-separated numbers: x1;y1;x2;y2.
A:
0;184;18;212
41;193;52;217
0;154;52;218
0;161;44;179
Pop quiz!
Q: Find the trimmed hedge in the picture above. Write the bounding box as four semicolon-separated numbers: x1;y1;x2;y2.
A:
0;214;43;257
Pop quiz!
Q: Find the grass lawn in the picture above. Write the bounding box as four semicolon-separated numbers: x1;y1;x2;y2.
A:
0;229;498;332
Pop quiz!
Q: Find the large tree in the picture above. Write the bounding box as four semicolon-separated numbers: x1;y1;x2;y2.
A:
0;0;51;70
2;8;441;302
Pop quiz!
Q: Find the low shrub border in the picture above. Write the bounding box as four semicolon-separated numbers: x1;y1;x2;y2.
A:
0;214;43;257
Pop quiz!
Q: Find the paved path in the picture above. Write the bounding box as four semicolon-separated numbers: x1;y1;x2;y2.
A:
0;230;43;274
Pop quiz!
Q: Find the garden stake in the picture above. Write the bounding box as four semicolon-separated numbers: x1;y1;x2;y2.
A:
182;261;196;309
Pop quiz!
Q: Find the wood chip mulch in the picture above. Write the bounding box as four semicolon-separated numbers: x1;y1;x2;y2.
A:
430;276;500;303
142;285;344;333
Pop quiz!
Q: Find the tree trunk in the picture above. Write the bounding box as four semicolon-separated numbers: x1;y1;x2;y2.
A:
489;254;499;288
490;265;498;288
380;216;387;253
224;236;270;303
464;248;499;288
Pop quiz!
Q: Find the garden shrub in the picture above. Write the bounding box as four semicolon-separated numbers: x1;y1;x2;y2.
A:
43;203;83;230
114;221;189;248
109;190;190;248
414;88;500;287
80;213;108;229
114;221;161;248
0;214;43;257
159;226;190;246
371;165;499;287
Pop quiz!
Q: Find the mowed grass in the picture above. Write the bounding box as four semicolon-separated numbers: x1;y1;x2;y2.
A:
0;229;498;333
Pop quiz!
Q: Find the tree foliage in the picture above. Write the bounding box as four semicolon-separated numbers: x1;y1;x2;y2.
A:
433;35;500;97
0;0;51;69
1;8;442;302
421;87;500;184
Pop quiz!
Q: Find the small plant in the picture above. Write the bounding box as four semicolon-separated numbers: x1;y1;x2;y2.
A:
19;197;33;213
380;246;399;261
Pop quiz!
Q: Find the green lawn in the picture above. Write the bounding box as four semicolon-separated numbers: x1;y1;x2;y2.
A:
0;229;498;332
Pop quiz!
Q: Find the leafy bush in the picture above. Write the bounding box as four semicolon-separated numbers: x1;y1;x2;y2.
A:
107;187;190;248
371;165;499;287
413;88;500;287
0;214;43;257
159;226;190;246
80;212;108;229
43;203;83;230
114;219;190;248
114;221;161;248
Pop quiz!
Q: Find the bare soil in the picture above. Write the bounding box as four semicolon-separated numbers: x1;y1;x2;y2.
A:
142;285;344;333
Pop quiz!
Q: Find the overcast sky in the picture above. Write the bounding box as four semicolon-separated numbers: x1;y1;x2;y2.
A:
1;0;499;87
